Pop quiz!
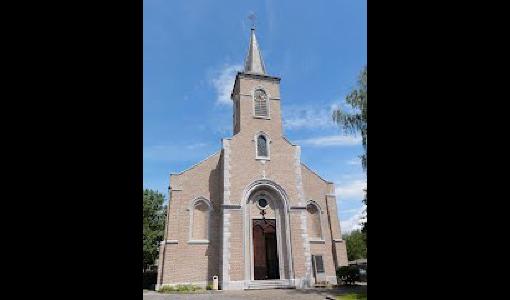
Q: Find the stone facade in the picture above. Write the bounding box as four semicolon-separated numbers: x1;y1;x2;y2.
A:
156;29;348;290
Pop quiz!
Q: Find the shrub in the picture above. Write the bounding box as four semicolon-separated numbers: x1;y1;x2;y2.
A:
142;271;158;290
337;265;360;285
158;284;203;293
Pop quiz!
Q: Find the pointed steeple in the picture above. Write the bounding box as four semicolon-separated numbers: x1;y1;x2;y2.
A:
244;28;266;75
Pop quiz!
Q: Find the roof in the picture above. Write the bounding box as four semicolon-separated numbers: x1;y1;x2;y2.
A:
301;162;334;184
169;150;221;176
244;28;266;75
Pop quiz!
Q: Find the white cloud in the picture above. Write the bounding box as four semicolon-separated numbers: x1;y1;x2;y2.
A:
211;64;243;105
338;208;361;215
144;142;212;163
295;135;361;147
335;179;366;200
185;143;207;150
346;158;362;165
282;104;338;130
340;205;366;234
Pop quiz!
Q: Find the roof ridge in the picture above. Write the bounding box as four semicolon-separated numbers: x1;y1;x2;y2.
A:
170;150;221;176
301;162;334;184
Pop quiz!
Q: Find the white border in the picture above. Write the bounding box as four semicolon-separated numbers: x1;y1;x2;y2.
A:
254;131;271;160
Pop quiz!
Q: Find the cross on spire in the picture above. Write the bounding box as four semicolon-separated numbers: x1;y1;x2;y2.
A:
248;12;256;29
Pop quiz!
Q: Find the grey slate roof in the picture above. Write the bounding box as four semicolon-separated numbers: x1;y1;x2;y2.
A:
244;28;266;75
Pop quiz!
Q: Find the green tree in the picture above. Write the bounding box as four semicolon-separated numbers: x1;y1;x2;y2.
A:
362;189;367;246
333;65;367;241
342;230;367;261
143;189;167;270
332;66;367;171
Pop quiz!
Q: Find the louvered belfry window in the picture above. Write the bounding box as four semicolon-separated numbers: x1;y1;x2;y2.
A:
257;135;268;157
254;89;268;117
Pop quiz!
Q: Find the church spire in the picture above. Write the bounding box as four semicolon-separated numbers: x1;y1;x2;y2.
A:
244;28;266;75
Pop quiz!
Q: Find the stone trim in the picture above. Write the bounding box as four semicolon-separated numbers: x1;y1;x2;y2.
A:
221;211;232;289
239;93;280;100
187;240;209;244
290;205;307;210
294;146;306;206
157;185;174;286
301;162;334;184
222;204;241;210
187;197;213;242
253;131;271;160
253;115;271;120
306;200;325;240
237;71;281;82
306;200;324;213
333;239;344;243
169;150;220;176
282;136;297;146
241;179;295;284
294;145;313;287
221;138;233;290
309;239;326;244
222;139;231;205
160;240;178;244
187;197;214;211
299;210;313;287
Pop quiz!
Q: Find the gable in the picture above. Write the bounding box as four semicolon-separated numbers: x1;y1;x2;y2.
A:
170;151;222;191
301;162;333;185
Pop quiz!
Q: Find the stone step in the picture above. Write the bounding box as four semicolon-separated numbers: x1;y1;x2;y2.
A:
246;280;294;290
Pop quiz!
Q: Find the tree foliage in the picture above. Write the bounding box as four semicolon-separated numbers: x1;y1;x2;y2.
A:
337;265;361;285
342;230;367;261
333;66;367;242
143;189;167;270
332;65;367;171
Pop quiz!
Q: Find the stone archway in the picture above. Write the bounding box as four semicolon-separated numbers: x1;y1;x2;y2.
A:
242;180;294;286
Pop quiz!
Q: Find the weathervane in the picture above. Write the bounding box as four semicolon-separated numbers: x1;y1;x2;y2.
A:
248;12;256;29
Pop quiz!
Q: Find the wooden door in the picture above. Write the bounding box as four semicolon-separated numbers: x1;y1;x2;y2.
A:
253;219;280;280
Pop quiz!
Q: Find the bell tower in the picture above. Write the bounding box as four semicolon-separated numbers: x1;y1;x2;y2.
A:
231;28;283;138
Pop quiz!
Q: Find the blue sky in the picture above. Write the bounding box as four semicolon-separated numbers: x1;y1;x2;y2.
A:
143;0;367;233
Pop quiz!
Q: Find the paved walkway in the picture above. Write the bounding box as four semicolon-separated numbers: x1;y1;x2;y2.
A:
143;286;366;300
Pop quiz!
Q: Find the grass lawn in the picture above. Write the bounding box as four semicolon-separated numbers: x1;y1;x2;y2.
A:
336;292;367;300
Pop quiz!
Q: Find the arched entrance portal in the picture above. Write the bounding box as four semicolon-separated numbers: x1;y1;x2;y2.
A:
243;180;294;285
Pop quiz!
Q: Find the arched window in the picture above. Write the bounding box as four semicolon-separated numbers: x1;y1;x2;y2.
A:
257;135;268;158
307;202;322;240
254;89;268;117
189;198;212;242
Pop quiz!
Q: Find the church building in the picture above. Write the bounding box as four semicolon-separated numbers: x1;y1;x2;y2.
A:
156;28;348;290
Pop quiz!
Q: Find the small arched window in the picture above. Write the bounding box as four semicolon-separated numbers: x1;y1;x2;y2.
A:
254;89;268;117
307;203;322;240
257;135;268;158
189;198;212;242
